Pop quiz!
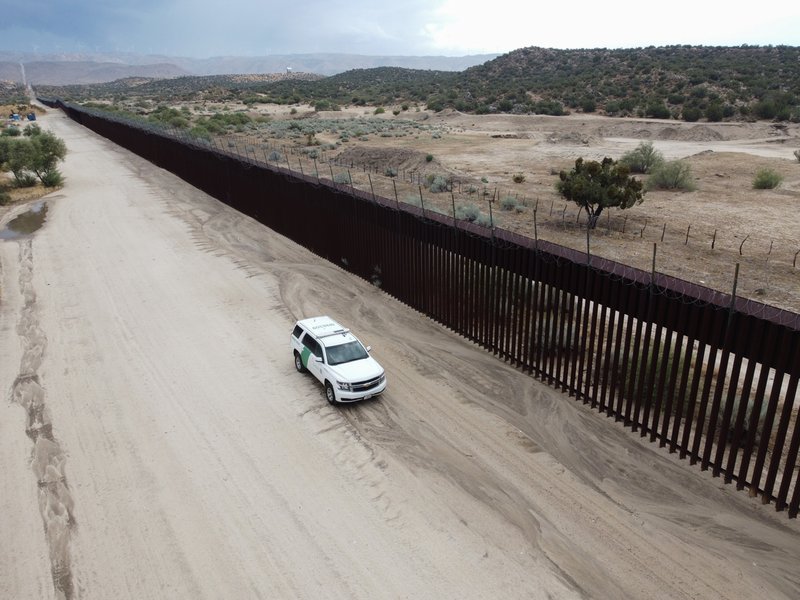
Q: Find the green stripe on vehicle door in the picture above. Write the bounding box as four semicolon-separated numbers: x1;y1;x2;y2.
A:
301;346;311;367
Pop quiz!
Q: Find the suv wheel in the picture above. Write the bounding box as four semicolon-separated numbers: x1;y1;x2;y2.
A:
325;381;337;405
294;351;307;373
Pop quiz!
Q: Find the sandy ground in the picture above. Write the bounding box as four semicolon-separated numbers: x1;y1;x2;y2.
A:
2;109;800;599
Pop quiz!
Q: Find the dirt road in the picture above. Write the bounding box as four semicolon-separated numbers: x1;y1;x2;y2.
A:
2;110;799;599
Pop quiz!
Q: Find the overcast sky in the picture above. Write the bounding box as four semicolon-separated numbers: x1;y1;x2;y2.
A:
2;0;799;58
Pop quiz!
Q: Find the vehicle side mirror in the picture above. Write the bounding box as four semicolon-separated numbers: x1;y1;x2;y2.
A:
365;346;372;352
315;356;323;362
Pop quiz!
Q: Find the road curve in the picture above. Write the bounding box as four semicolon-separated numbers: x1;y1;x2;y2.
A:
1;109;799;599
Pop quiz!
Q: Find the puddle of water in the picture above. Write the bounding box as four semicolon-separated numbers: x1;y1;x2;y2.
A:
0;202;48;240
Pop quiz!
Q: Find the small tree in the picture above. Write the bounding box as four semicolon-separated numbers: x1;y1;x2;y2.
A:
556;157;644;228
4;137;36;185
29;131;67;183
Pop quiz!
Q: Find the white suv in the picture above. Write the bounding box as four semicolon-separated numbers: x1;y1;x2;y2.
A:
291;316;387;404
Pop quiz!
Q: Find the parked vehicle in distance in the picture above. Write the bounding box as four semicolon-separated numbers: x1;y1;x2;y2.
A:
290;316;386;404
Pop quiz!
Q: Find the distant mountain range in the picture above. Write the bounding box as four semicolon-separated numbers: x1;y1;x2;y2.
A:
0;51;498;85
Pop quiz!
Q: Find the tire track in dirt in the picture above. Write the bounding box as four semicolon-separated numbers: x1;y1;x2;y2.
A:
10;238;76;600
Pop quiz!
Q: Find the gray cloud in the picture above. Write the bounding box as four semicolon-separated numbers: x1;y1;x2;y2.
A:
1;0;448;57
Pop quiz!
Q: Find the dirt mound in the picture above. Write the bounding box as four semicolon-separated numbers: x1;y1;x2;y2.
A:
658;125;725;142
545;131;595;145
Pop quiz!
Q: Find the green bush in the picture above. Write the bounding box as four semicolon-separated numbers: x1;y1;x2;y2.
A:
40;169;64;187
23;123;42;137
188;126;211;139
621;141;664;174
512;173;525;183
384;167;397;177
456;203;481;221
500;196;519;211
2;127;22;137
752;168;782;189
374;107;385;115
682;106;701;122
646;160;695;191
456;203;492;226
793;149;800;163
425;154;433;162
0;189;10;205
645;102;670;119
425;174;449;193
705;103;724;122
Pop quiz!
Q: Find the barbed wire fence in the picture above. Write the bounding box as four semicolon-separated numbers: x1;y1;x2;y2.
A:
202;130;800;312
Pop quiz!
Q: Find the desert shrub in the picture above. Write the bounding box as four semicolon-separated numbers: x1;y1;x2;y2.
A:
512;173;526;183
752;168;782;189
384;167;398;177
268;150;282;161
645;102;670;119
793;149;800;163
425;174;449;193
705;103;724;122
682;106;701;122
456;203;481;221
40;169;63;187
475;213;492;227
453;204;490;226
604;101;621;115
189;126;211;139
314;100;332;111
23;123;42;137
646;160;695;191
425;154;433;162
621;141;664;174
500;196;519;211
392;109;400;116
2;127;21;137
334;172;352;184
0;189;10;205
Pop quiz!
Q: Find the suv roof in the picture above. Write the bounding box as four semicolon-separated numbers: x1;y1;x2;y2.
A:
297;316;356;347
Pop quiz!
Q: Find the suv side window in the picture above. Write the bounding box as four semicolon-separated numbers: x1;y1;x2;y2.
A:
303;336;323;359
292;324;304;339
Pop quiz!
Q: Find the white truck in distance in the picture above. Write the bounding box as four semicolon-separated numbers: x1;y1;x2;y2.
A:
291;316;387;404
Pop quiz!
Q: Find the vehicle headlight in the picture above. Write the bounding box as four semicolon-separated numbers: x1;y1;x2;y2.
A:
336;381;352;391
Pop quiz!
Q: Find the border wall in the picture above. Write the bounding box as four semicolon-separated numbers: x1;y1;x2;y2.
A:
45;100;800;518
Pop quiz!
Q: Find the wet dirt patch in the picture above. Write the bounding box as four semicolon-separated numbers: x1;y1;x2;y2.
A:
0;202;48;240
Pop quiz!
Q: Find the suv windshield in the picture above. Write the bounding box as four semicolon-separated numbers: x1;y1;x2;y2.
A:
326;341;369;365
